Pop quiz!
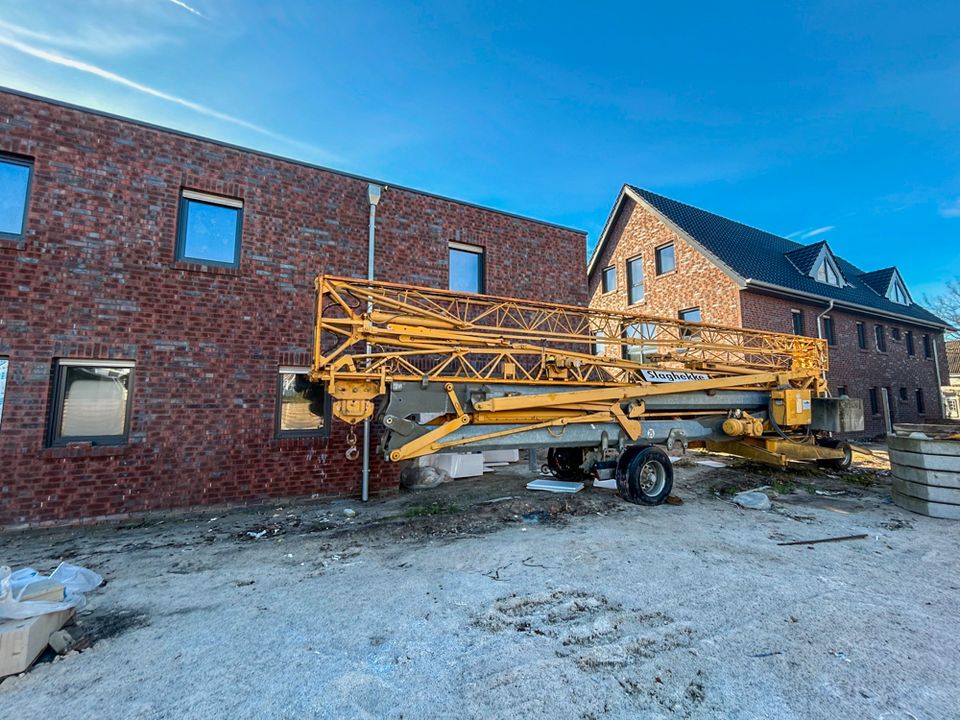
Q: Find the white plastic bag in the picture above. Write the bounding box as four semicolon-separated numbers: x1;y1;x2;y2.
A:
0;562;103;620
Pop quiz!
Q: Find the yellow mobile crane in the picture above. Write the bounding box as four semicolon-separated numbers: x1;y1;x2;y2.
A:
310;276;864;505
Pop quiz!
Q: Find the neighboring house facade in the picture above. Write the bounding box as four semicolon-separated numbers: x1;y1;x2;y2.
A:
0;88;586;526
943;341;960;420
588;185;951;437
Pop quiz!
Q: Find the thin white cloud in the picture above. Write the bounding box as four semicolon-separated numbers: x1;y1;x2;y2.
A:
0;18;166;55
939;199;960;218
166;0;206;19
0;33;335;162
799;225;835;240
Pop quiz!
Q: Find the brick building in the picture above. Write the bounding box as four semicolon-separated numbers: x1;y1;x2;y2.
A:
588;185;950;436
0;88;586;527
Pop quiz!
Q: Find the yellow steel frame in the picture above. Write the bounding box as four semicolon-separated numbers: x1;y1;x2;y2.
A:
310;276;830;462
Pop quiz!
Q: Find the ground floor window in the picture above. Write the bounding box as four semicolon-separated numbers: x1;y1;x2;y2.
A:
916;389;925;415
49;360;134;446
868;387;879;415
277;367;329;437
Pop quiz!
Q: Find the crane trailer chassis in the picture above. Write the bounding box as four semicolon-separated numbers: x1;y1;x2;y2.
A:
309;276;864;505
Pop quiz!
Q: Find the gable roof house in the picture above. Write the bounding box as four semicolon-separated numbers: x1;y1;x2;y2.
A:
588;185;951;436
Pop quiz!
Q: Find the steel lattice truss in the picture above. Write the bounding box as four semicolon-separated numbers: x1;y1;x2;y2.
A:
311;276;827;389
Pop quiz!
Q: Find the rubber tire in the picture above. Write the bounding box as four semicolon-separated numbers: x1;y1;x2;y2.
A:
547;447;588;480
616;445;674;505
817;442;852;470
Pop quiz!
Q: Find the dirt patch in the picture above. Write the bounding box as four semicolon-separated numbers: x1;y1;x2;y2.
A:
70;608;150;651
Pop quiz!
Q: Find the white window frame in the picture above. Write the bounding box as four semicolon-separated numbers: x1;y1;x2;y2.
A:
886;272;912;305
809;245;845;287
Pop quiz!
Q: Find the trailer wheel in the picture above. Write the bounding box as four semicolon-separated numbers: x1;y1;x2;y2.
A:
616;446;673;505
817;442;852;470
547;447;587;480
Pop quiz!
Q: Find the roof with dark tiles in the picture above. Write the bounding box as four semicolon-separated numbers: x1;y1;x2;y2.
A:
616;186;948;328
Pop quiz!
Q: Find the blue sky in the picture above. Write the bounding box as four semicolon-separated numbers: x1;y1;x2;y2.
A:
1;1;958;300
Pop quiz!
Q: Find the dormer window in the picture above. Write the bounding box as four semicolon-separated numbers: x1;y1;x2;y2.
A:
811;247;844;287
886;273;911;305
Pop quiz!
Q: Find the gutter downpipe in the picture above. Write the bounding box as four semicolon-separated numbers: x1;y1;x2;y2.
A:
815;299;834;397
362;184;383;502
933;336;945;416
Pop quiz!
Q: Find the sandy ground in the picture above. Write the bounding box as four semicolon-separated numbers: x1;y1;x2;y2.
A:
2;447;959;720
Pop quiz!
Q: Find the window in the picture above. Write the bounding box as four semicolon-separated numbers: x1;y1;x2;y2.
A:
49;360;134;446
791;310;805;336
856;322;866;350
655;243;676;275
923;334;932;359
176;190;243;266
891;328;901;341
593;331;607;357
837;385;847;397
627;256;644;304
449;241;484;293
0;155;33;239
822;316;836;346
869;387;879;415
875;324;886;352
601;266;616;294
679;307;701;340
887;275;910;305
916;389;926;415
811;249;844;287
622;322;657;363
899;387;908;402
906;331;915;356
276;368;329;437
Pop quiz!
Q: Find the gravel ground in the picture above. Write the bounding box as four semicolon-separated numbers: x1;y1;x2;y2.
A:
2;448;959;719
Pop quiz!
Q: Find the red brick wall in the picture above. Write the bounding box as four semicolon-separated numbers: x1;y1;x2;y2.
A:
740;291;946;436
0;91;586;526
588;196;741;325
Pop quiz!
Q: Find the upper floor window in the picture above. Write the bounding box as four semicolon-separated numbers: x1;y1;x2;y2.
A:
791;310;804;336
0;155;33;240
601;266;616;294
627;256;644;304
276;367;329;437
906;331;915;356
891;327;901;341
887;275;911;305
655;243;676;275
822;316;836;346
875;324;886;352
814;258;841;285
49;360;134;446
923;334;932;359
176;190;243;266
449;241;485;293
856;322;866;350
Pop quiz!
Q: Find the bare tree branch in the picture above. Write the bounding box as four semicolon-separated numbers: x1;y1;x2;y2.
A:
925;278;960;340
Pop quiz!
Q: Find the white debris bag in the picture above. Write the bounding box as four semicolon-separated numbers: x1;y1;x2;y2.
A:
0;562;103;620
732;491;771;511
